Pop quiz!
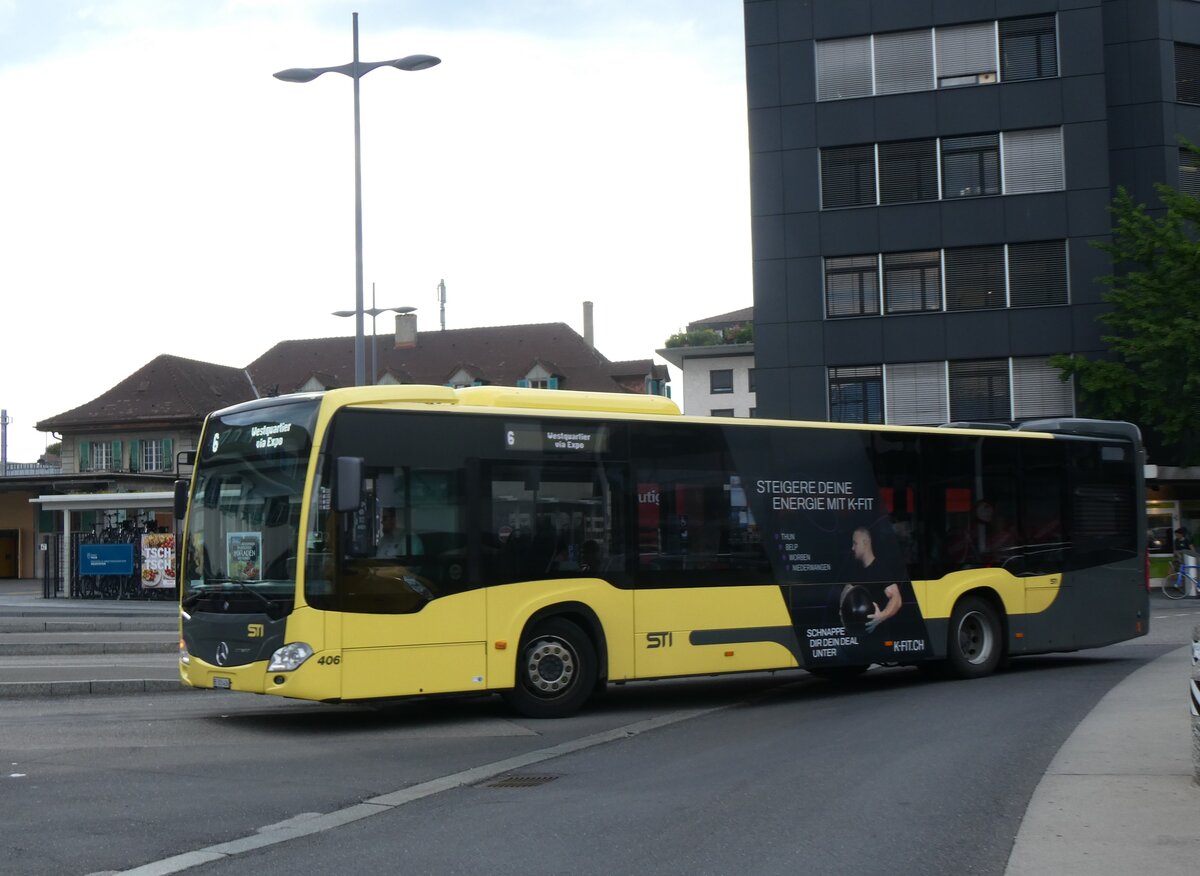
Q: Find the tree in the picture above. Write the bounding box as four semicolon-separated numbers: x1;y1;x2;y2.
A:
1051;161;1200;465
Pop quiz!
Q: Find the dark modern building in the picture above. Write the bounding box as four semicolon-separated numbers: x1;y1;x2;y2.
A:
744;0;1200;427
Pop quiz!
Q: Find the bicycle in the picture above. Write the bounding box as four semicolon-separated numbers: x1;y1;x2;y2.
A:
1161;561;1200;599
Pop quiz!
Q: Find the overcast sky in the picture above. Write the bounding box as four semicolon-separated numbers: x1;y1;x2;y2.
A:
0;0;752;462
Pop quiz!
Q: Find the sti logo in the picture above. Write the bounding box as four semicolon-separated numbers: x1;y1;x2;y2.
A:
247;624;265;638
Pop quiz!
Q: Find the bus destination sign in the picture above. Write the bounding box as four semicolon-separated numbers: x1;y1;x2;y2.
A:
505;423;609;454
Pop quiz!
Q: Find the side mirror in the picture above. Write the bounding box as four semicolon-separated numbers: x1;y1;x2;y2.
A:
335;457;364;512
173;479;190;519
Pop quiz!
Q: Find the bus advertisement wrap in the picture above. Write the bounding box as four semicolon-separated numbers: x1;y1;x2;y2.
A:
729;430;930;666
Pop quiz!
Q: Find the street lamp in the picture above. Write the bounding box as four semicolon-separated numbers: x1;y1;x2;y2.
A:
334;285;415;383
275;12;439;386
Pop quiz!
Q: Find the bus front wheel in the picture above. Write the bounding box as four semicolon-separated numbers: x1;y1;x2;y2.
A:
946;596;1003;679
502;618;597;719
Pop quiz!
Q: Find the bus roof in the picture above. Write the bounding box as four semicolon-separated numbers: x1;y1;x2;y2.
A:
214;386;1137;445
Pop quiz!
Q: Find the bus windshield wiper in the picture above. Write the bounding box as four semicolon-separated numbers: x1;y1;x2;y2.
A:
222;579;282;617
182;581;281;618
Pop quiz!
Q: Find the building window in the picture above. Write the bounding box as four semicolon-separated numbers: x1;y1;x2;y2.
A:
825;254;880;317
941;133;1001;198
1000;15;1058;82
748;369;757;393
815;35;873;101
874;29;933;95
1002;128;1064;194
944;245;1006;311
878;139;938;203
1180;146;1200;195
88;442;113;472
141;439;166;472
709;370;734;394
821;145;876;208
1012;356;1074;419
1008;240;1068;307
885;362;948;425
949;359;1011;421
936;22;997;87
883;250;942;314
710;409;735;418
829;366;884;424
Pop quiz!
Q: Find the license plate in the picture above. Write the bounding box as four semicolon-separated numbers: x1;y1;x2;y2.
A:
213;676;232;690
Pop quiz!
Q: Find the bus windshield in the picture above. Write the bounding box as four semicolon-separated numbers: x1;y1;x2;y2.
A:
181;398;319;610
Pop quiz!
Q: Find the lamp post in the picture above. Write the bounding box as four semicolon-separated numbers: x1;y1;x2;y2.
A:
334;285;415;383
275;13;439;386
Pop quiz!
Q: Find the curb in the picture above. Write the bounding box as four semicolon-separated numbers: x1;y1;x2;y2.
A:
0;642;177;656
0;678;187;697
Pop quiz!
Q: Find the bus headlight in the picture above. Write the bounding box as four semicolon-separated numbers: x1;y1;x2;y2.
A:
180;640;190;665
268;642;314;672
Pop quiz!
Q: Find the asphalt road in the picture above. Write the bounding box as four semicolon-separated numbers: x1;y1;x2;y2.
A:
1;605;1194;876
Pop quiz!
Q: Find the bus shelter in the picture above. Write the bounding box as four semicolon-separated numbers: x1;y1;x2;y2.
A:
29;491;175;598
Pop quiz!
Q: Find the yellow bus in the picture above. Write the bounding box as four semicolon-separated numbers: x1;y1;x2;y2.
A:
176;385;1148;717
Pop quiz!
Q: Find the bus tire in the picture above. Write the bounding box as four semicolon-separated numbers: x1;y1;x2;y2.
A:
502;618;597;719
946;596;1003;679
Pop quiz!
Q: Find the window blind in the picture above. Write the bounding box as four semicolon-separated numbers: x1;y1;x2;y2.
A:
874;29;934;95
885;361;948;425
1008;240;1068;307
1012;356;1074;419
944;245;1005;310
878;139;939;203
949;359;1011;421
821;145;877;208
1002;128;1064;194
1000;15;1058;82
1180;146;1200;195
883;250;942;313
935;22;997;85
816;36;874;101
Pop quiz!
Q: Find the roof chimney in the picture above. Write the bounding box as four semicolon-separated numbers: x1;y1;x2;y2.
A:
394;310;417;349
583;300;594;348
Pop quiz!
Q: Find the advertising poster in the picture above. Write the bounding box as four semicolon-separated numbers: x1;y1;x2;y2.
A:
227;532;262;581
140;533;176;589
728;429;931;667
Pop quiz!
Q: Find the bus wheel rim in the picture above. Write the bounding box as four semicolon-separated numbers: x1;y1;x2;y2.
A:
524;636;576;695
957;611;993;665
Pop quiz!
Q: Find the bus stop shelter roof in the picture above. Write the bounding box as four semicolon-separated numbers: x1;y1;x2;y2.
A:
29;492;175;512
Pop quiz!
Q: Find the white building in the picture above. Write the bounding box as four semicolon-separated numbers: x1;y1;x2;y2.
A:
656;307;756;418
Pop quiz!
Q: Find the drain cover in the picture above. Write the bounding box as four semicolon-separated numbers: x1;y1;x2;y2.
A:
483;774;559;789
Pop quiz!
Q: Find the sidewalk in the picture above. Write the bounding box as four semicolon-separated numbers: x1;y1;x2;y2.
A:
1005;643;1199;875
0;577;180;696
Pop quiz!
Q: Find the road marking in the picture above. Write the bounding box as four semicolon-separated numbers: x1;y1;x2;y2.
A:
99;706;722;876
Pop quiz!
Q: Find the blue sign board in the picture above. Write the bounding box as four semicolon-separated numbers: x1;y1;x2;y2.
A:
79;543;135;576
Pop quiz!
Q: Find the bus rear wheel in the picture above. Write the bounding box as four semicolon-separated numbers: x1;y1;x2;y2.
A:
946;596;1003;679
502;618;597;719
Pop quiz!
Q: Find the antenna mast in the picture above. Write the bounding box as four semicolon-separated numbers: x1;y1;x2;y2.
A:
437;278;447;331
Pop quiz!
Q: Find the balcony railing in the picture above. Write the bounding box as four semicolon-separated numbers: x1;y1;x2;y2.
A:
1;462;64;477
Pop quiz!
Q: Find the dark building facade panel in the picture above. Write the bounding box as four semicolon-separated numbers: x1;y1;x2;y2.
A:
747;0;1200;426
786;258;826;321
882;316;946;362
1007;307;1074;355
744;0;781;46
823;319;884;366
